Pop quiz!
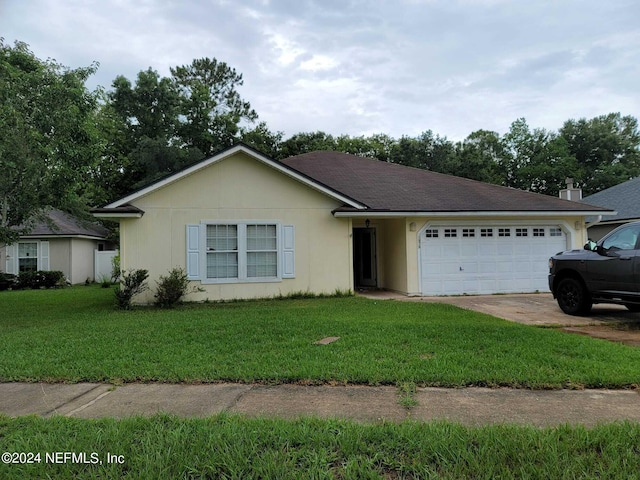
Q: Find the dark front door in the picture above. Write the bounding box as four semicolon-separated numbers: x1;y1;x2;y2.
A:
354;228;377;288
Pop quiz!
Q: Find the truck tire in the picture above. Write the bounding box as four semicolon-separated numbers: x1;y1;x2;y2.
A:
556;278;592;315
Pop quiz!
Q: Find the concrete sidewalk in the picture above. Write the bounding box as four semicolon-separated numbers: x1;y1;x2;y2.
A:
2;382;639;427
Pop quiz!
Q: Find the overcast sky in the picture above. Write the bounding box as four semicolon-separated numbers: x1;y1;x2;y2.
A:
2;0;639;141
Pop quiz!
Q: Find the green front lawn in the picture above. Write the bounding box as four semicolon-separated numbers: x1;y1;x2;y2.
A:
1;286;640;388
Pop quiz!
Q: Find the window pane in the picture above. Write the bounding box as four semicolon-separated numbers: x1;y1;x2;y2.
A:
206;252;238;278
247;252;277;277
19;258;38;272
207;225;237;251
19;243;38;258
602;225;640;251
247;224;277;251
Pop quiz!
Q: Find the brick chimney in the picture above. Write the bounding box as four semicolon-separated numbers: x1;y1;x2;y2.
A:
559;177;582;201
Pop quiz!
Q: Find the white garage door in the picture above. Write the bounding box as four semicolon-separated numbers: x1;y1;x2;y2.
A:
420;225;567;295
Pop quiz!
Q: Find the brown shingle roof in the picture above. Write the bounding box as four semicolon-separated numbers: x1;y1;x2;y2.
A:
281;151;611;213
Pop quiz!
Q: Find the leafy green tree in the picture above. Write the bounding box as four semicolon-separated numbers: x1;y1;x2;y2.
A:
452;130;506;184
559;113;640;195
104;69;186;195
500;118;580;195
240;122;284;159
388;131;455;173
278;131;338;158
171;58;258;156
109;68;180;148
335;133;396;163
0;39;99;244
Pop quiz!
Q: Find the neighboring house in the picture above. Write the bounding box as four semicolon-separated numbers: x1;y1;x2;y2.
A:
91;144;611;302
1;208;113;284
581;176;640;241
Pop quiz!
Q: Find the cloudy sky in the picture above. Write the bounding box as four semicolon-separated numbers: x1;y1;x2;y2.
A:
2;0;639;141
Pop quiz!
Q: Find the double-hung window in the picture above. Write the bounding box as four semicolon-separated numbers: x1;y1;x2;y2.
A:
206;225;238;279
187;222;295;283
18;242;39;272
246;224;278;278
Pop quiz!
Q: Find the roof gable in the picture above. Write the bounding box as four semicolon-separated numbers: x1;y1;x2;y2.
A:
101;144;365;210
281;151;613;214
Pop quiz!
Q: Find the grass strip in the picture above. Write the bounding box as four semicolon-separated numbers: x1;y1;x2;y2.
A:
1;414;639;479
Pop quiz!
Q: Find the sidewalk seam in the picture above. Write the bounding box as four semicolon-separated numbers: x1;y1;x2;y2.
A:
42;384;112;417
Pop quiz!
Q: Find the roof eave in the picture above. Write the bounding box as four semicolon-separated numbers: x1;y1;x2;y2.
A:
92;212;144;219
20;234;109;240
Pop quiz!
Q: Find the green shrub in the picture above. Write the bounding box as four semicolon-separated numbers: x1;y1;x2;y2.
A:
115;269;149;309
111;254;121;282
98;274;113;288
41;270;65;288
0;273;17;291
154;267;192;308
15;270;64;289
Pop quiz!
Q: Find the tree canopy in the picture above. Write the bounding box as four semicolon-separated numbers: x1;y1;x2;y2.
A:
0;39;99;244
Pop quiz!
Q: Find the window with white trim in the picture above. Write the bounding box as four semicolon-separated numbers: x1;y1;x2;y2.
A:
206;225;238;279
444;228;457;238
516;228;528;237
187;222;295;283
480;228;493;237
533;228;545;237
425;229;439;238
462;228;475;237
498;228;511;237
18;242;38;272
550;227;562;237
246;224;277;278
5;241;50;275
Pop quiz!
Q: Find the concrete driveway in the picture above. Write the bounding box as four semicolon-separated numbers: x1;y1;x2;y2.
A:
360;291;640;346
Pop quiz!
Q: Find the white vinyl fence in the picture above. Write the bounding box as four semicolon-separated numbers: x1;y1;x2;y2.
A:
95;250;118;282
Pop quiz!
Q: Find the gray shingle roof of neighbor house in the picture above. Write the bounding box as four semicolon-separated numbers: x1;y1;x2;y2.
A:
281;151;613;214
581;176;640;223
22;208;110;238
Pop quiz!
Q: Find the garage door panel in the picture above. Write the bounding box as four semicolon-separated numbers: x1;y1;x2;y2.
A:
495;262;513;273
443;245;460;256
460;262;478;273
460;244;478;256
421;224;566;295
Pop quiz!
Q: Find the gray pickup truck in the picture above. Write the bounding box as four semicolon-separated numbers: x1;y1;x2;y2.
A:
548;221;640;315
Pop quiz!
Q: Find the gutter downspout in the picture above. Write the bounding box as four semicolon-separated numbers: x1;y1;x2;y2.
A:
584;215;603;245
585;215;602;230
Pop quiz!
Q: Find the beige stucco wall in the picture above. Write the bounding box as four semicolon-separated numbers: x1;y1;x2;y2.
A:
70;238;100;284
48;238;71;280
119;151;353;303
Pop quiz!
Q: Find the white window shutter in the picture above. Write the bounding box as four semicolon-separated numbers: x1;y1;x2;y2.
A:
186;224;201;280
40;241;50;271
282;225;295;278
5;244;17;274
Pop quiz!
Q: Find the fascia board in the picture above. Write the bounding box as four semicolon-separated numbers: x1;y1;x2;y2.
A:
333;210;617;218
